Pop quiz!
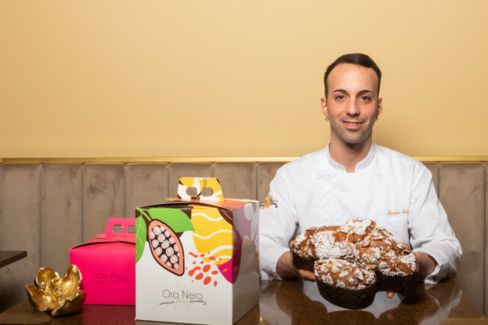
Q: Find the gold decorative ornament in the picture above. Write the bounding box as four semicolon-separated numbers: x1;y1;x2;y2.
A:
261;195;278;209
25;264;85;317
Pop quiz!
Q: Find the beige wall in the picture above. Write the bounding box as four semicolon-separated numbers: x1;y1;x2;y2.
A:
1;0;487;158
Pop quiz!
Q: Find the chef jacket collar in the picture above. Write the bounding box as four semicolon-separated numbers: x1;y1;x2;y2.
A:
321;144;377;173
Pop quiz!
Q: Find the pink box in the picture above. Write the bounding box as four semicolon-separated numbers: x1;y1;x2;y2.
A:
70;218;135;305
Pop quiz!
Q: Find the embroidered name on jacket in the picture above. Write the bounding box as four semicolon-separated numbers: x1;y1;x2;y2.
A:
386;209;409;216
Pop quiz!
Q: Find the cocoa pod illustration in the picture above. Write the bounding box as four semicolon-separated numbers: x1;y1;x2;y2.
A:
148;220;185;276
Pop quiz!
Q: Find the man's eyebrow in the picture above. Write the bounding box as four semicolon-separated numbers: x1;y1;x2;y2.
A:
332;89;375;95
357;89;374;95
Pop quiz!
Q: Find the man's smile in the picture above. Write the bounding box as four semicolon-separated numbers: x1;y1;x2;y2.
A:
342;120;364;130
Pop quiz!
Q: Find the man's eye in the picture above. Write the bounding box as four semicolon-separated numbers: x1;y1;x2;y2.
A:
335;95;345;100
360;96;371;102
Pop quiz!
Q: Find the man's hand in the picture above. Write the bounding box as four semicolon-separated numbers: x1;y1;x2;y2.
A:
298;269;316;281
414;251;437;279
276;251;316;281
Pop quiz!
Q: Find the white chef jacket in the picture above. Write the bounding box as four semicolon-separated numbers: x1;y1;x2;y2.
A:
259;144;462;284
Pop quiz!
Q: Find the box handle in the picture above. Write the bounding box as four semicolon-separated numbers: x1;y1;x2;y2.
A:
176;177;224;203
101;217;136;240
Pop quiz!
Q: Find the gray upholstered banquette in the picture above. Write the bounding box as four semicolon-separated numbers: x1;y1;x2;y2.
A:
0;160;486;314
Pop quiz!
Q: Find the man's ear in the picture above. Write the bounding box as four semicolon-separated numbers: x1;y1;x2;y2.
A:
320;96;328;120
377;96;383;117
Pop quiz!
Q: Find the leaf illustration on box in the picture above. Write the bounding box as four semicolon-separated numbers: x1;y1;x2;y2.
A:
147;208;194;233
135;216;147;263
190;206;238;283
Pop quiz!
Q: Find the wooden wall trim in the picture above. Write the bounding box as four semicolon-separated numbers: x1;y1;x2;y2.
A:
2;156;488;164
0;157;297;164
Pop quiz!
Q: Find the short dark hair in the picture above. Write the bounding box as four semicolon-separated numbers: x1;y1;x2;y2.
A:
323;53;382;97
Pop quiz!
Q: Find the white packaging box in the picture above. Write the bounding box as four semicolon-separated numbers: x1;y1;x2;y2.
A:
135;177;259;325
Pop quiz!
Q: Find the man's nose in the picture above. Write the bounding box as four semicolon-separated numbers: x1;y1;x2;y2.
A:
346;100;359;116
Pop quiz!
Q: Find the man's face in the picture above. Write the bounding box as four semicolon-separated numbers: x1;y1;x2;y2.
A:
321;63;382;147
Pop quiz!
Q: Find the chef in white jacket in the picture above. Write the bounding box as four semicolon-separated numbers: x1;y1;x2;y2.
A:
259;53;462;291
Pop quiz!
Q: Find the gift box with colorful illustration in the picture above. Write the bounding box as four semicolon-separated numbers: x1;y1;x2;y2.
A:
135;177;259;325
69;218;135;305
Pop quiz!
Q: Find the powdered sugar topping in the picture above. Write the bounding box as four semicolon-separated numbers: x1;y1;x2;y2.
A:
340;218;372;236
294;232;307;246
311;230;357;260
314;259;376;290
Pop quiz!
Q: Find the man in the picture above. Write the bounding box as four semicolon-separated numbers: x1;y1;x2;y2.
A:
259;53;462;288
